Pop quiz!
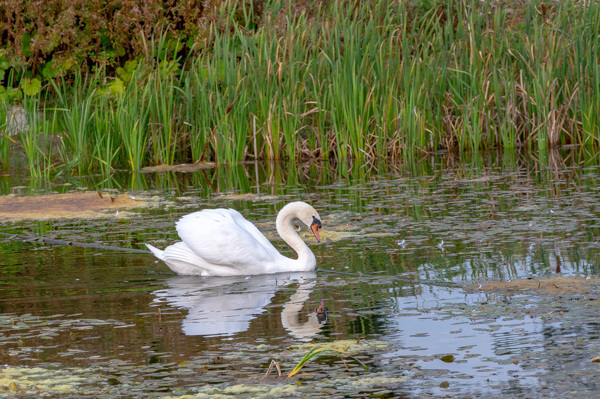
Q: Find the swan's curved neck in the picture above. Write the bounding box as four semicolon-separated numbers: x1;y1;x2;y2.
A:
276;206;316;271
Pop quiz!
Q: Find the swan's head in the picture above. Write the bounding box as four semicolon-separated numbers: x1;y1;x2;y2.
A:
281;201;322;243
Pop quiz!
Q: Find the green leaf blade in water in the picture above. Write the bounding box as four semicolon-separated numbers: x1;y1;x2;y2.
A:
287;347;369;378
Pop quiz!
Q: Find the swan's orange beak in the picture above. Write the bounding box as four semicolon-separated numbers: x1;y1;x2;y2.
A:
311;224;320;242
310;217;322;243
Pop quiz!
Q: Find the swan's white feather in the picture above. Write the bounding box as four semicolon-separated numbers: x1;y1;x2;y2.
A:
146;242;210;275
176;208;281;269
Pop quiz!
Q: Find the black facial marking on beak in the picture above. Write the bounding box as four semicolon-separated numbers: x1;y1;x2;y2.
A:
311;216;322;229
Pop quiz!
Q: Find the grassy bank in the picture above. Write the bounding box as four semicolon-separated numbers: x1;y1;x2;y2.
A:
1;0;600;175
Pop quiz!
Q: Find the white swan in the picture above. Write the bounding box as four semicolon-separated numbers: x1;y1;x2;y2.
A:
146;201;322;276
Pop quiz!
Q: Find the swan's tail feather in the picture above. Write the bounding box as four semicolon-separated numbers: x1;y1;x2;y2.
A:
146;243;165;259
162;242;205;264
147;241;241;276
148;242;212;276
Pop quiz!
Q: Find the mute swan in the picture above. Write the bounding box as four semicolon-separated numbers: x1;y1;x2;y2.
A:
146;201;322;276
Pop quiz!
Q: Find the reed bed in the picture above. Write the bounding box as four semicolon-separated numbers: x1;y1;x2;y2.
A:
3;0;600;175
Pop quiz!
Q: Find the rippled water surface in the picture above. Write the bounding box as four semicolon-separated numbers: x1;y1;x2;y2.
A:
1;150;600;398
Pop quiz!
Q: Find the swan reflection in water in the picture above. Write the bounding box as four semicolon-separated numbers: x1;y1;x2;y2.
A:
152;272;325;340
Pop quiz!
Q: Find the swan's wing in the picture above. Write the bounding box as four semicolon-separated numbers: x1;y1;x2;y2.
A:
176;208;280;268
227;208;280;250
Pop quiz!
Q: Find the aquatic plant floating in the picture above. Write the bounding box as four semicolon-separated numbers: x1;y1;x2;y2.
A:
146;201;322;276
0;192;144;221
287;346;369;378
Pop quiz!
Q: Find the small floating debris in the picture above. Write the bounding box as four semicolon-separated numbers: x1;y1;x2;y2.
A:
440;355;455;363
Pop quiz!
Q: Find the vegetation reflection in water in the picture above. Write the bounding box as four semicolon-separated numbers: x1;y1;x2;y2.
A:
0;149;600;397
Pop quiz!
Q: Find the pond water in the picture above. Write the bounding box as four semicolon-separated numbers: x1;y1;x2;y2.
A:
1;149;600;398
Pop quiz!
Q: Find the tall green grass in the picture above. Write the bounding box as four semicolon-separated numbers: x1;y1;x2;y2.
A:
18;93;54;180
3;0;600;176
52;73;98;174
0;99;9;169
